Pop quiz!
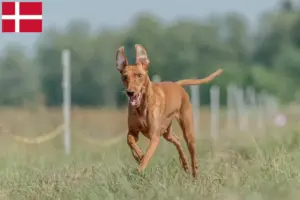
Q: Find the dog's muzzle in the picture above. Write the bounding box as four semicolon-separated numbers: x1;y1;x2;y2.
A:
128;92;141;107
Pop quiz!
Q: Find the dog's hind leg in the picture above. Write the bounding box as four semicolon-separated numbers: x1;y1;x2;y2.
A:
163;124;189;172
178;100;198;178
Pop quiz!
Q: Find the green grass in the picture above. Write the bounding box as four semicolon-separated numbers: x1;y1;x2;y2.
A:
0;125;300;200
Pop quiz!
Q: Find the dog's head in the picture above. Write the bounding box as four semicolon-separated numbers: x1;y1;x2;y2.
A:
116;44;150;107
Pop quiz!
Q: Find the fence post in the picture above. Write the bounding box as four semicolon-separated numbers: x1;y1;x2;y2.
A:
152;74;161;83
210;85;220;139
226;83;236;130
190;85;200;136
236;87;248;132
62;49;71;155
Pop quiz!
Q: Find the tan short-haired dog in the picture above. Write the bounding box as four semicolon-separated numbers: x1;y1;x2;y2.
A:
116;44;222;178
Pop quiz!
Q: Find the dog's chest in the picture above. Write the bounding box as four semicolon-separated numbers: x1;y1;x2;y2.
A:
129;114;149;133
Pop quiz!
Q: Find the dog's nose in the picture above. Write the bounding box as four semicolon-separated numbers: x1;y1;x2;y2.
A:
126;90;134;97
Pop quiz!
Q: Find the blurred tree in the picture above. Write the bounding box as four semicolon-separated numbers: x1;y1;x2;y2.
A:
2;4;300;107
0;44;38;105
280;0;294;12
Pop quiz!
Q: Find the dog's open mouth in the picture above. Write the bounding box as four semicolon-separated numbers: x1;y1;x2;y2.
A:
128;93;141;107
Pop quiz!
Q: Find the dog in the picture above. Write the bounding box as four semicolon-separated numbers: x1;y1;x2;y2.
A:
116;44;222;178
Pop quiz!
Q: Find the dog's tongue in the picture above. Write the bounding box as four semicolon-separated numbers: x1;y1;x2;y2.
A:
129;96;138;106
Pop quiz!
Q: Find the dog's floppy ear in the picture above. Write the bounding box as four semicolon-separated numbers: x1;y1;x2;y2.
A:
135;44;150;69
116;46;128;72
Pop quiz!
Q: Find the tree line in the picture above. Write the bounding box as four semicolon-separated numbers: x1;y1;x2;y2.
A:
1;1;300;107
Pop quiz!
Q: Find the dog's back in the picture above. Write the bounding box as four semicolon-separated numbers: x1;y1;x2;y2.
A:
153;68;223;118
152;81;190;118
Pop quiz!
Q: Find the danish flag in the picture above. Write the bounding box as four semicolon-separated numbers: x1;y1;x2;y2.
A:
1;1;42;33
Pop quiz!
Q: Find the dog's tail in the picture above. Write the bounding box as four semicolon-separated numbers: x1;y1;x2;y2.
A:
176;69;223;86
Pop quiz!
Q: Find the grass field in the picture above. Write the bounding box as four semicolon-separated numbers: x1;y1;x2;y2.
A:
0;107;300;200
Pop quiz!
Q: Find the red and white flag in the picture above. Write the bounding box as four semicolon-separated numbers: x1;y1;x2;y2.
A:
1;1;43;33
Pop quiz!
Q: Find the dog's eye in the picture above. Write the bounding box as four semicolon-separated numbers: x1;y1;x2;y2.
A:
136;73;142;78
122;75;127;81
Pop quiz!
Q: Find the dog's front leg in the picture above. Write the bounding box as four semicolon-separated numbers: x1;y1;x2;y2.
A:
138;130;160;173
127;132;143;164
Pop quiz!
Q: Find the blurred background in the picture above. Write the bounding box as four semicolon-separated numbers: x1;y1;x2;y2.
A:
0;0;299;146
2;0;300;199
